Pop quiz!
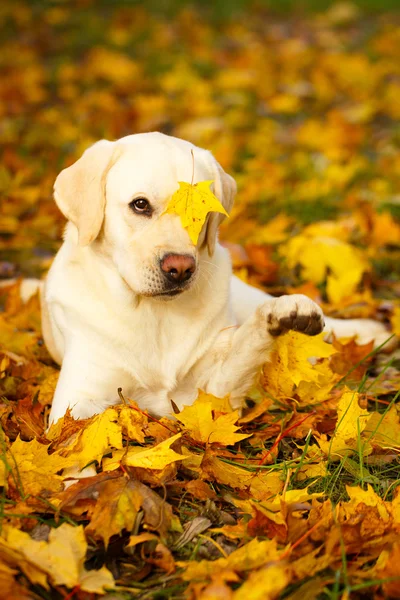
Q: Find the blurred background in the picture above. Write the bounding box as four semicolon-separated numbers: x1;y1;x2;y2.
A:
1;0;400;319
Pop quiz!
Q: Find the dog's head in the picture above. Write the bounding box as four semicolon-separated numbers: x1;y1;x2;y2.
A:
54;132;236;298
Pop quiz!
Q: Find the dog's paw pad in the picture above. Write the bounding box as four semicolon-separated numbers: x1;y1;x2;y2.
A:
262;295;324;337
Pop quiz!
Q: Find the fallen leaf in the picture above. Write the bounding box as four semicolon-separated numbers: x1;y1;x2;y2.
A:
103;432;188;471
85;476;144;547
54;408;123;469
317;389;371;459
179;538;282;580
177;399;250;445
0;523;114;593
363;405;400;450
6;436;71;497
233;564;290;600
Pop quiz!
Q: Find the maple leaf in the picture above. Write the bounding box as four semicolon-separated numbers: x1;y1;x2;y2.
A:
162;180;228;245
118;404;148;443
317;389;371;459
177;396;250;445
179;538;282;580
200;451;284;501
262;330;337;403
60;471;173;544
281;233;368;302
103;432;188;472
0;523;114;593
6;436;72;497
51;407;123;469
233;564;290;600
85;476;147;547
363;405;400;450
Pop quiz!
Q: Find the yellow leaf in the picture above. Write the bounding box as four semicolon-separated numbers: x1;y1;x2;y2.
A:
317;389;371;459
233;564;290;600
162;180;228;245
363;405;400;450
118;404;148;443
179;538;281;580
326;267;365;304
196;390;233;413
248;213;294;245
201;452;283;501
1;523;114;593
54;408;123;469
282;234;367;287
345;484;390;522
85;476;143;547
127;532;159;547
391;305;400;338
7;437;71;496
262;331;337;402
103;432;188;471
369;211;400;249
177;398;250;445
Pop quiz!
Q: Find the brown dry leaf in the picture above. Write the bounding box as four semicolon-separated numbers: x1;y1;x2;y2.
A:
374;543;400;598
330;336;374;379
0;562;32;600
185;479;217;500
12;395;45;440
61;471;173;541
85;475;144;547
247;488;323;542
149;543;176;574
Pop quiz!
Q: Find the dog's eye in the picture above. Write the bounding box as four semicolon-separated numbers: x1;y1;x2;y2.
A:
129;197;152;216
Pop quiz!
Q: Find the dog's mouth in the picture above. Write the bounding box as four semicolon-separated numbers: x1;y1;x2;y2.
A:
153;288;184;297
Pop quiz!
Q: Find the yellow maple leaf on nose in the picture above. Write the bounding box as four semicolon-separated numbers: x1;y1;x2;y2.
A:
162;180;228;245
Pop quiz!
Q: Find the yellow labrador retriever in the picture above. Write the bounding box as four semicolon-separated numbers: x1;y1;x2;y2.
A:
42;132;391;424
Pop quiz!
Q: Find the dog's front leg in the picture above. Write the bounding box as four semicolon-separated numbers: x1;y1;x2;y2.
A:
231;275;394;349
48;340;130;425
196;294;324;408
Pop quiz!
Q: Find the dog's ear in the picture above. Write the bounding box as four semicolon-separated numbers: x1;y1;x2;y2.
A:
202;154;237;256
54;140;118;246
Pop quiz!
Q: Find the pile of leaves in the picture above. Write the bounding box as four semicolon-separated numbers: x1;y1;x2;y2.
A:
1;1;400;598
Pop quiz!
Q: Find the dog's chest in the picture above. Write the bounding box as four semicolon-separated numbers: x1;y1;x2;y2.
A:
107;304;216;391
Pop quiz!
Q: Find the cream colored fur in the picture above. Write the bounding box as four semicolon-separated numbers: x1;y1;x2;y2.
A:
42;132;392;425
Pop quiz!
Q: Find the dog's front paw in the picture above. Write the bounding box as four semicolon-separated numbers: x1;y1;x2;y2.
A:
260;294;325;337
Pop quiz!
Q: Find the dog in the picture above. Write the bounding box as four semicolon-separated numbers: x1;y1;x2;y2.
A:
42;132;392;424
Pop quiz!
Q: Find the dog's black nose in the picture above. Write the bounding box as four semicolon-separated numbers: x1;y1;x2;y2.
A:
160;254;196;284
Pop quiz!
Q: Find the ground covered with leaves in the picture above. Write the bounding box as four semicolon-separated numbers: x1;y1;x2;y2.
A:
1;1;400;599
